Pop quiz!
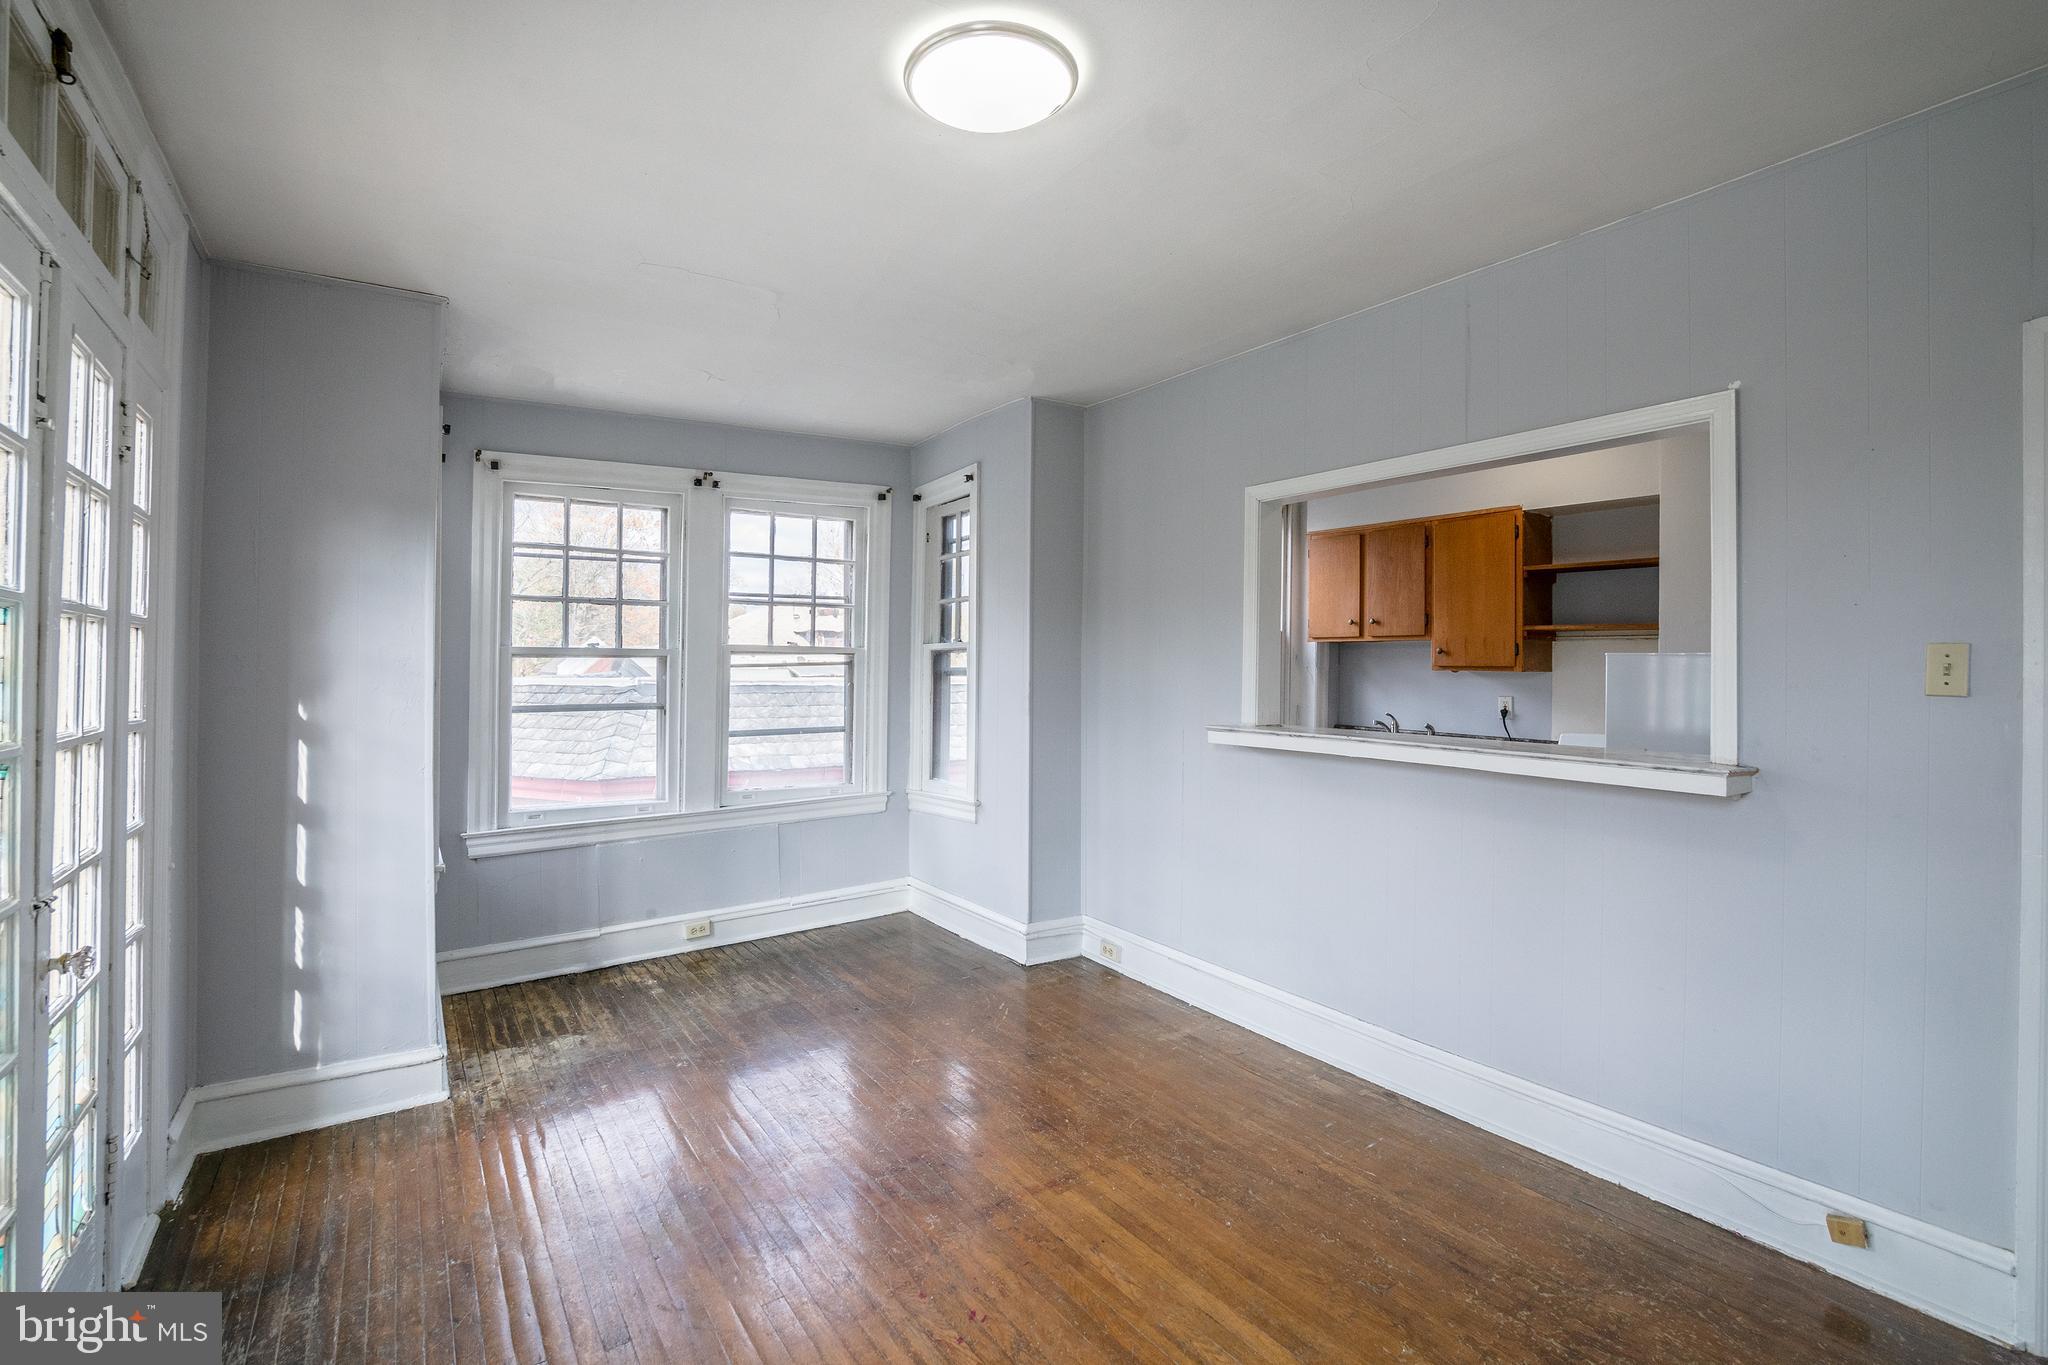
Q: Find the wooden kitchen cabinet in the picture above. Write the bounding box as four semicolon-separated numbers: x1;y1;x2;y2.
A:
1306;529;1363;640
1429;508;1526;670
1361;522;1429;638
1309;507;1549;670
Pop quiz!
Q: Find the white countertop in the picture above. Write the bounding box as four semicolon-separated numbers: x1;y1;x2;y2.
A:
1205;723;1756;798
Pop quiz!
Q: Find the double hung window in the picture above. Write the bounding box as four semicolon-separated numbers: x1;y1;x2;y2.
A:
467;453;891;857
907;466;977;819
501;485;677;821
721;502;864;800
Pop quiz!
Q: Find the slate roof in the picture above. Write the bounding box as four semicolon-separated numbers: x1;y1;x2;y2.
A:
511;665;658;783
509;659;846;785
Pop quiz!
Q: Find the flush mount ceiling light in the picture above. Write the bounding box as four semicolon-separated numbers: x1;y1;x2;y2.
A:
904;21;1078;133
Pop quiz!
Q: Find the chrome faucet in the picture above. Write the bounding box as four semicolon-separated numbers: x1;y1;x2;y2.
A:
1382;712;1401;733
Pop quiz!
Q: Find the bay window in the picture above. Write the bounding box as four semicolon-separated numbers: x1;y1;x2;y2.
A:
465;452;891;857
907;465;978;819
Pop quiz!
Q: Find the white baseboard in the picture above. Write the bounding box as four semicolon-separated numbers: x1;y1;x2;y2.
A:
158;887;2008;1340
164;1045;450;1204
437;876;1084;994
906;878;1082;965
1079;917;2019;1347
436;879;909;994
116;1210;158;1288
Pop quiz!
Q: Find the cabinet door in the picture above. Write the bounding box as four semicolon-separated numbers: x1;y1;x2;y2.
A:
1430;510;1520;669
1307;531;1362;640
1362;522;1428;638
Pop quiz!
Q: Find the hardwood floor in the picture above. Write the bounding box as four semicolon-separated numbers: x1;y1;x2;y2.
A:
140;913;2027;1363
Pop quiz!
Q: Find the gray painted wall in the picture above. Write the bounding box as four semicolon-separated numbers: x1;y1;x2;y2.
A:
195;265;445;1085
434;394;913;953
1080;77;2041;1247
1658;437;1714;652
1028;402;1085;924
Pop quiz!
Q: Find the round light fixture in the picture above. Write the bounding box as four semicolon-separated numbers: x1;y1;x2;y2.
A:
904;21;1078;133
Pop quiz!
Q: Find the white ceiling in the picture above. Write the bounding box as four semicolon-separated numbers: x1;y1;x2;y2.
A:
92;1;2048;444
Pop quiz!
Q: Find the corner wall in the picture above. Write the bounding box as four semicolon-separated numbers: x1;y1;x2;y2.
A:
908;401;1035;920
907;399;1084;927
193;264;445;1086
1028;402;1085;924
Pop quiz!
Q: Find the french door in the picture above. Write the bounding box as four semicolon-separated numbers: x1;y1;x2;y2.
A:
0;242;156;1293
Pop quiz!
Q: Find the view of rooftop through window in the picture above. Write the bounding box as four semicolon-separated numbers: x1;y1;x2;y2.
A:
506;492;668;811
724;509;858;794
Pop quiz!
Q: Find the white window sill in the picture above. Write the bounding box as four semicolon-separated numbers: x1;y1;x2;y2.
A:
464;790;893;859
907;789;980;822
1205;724;1756;798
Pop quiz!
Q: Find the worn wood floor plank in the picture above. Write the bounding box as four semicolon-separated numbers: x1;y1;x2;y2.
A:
139;913;2030;1364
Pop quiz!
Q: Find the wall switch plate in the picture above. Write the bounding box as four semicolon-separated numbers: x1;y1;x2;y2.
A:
1098;939;1122;963
684;919;713;941
1825;1213;1869;1248
1496;696;1514;716
1924;643;1969;697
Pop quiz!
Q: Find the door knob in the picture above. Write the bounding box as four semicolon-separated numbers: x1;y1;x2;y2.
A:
1347;618;1358;626
1435;647;1448;655
1367;618;1379;625
41;945;93;981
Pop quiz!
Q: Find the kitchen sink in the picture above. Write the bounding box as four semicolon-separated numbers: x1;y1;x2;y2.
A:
1334;724;1557;746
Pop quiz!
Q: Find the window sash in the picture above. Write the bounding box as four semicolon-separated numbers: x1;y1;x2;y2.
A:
715;494;873;806
910;478;976;807
493;479;682;829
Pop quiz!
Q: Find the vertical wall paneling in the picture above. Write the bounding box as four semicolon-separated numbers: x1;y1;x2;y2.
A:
196;266;444;1087
1080;75;2048;1254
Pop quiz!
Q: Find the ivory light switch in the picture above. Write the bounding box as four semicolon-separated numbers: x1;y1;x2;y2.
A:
1925;643;1969;697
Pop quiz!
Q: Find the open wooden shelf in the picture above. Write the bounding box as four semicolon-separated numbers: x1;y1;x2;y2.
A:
1522;555;1660;574
1523;622;1659;635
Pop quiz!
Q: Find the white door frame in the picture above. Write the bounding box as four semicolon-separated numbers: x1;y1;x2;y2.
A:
2017;315;2048;1350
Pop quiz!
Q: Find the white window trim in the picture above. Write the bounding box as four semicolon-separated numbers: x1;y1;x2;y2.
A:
907;465;979;821
701;486;884;809
465;450;892;858
1222;389;1747;795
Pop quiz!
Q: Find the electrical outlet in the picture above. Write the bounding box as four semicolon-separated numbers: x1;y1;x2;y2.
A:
1097;939;1122;964
1825;1213;1869;1248
1924;643;1969;697
684;919;713;941
1496;696;1514;716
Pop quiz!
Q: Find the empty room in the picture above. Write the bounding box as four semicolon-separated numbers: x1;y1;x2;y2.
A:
2;0;2048;1360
